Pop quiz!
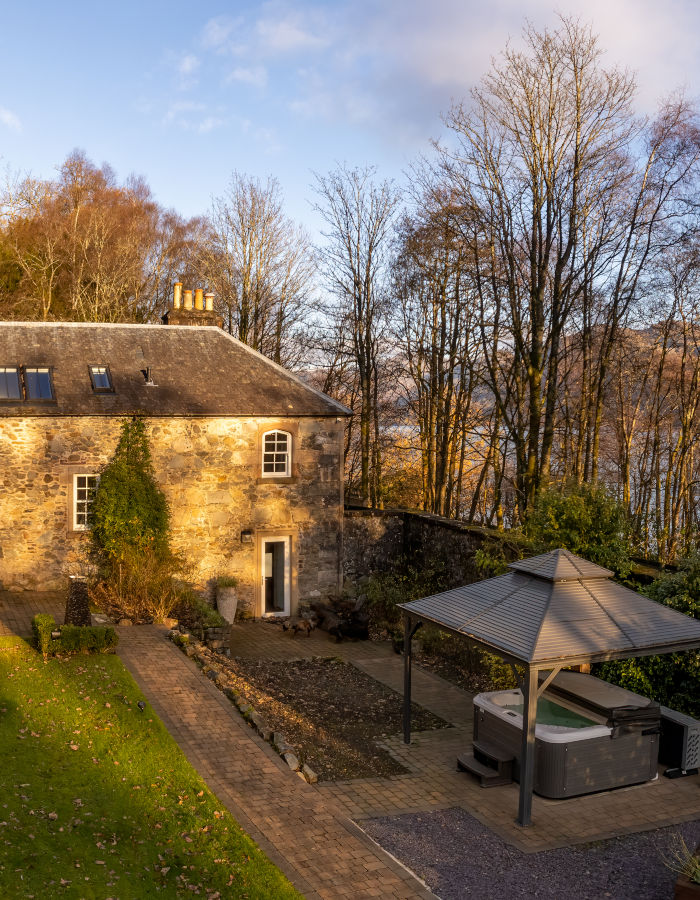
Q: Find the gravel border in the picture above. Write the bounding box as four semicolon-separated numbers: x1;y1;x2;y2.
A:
362;807;700;899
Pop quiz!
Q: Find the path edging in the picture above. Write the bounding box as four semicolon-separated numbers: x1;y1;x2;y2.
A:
169;631;319;784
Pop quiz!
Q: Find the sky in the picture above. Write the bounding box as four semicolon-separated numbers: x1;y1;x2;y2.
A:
1;0;699;237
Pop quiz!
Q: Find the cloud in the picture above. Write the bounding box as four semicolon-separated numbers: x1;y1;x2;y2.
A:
229;66;268;88
201;15;239;50
195;0;700;156
0;107;21;133
198;116;224;134
178;54;200;76
255;16;329;54
162;100;205;123
161;101;224;134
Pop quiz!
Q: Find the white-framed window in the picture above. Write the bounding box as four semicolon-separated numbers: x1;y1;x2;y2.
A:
262;430;291;477
73;474;99;530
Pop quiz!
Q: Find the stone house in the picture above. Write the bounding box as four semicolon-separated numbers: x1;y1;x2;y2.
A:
0;286;349;617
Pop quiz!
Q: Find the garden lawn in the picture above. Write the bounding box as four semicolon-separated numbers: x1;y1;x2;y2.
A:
0;640;301;899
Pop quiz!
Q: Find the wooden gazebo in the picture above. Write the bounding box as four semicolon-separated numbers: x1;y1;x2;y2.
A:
399;549;700;826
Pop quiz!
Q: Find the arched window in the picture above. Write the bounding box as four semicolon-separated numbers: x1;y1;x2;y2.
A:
262;430;291;477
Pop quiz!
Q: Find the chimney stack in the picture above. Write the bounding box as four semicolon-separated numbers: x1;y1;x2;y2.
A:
161;283;224;328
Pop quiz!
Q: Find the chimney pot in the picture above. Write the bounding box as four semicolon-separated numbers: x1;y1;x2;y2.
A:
183;289;193;310
173;282;182;309
205;292;214;312
194;287;204;310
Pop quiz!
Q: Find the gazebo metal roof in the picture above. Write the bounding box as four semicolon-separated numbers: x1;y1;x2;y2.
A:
399;548;700;667
397;548;700;827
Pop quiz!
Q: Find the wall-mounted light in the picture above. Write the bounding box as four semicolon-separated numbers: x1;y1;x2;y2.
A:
240;530;253;544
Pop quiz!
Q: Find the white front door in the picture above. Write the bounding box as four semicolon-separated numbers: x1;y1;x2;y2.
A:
261;536;291;616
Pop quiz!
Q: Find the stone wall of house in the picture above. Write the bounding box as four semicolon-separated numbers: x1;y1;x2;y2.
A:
0;415;344;614
343;507;502;588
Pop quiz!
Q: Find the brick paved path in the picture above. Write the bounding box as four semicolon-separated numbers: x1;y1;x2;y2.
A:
0;590;64;636
117;626;435;900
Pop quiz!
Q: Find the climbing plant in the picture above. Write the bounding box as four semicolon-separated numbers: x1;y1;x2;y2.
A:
90;416;181;623
91;415;169;560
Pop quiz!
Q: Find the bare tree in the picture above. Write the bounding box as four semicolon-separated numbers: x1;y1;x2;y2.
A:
201;173;314;367
313;164;399;507
394;177;485;518
439;18;644;517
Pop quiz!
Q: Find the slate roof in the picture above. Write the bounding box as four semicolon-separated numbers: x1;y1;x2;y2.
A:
400;548;700;666
0;322;350;418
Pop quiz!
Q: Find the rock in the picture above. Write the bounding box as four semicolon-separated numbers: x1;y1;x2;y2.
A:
184;645;196;657
301;764;318;784
214;672;227;686
91;613;112;626
272;731;289;752
208;639;225;650
282;751;300;771
249;711;270;739
224;687;239;702
206;669;219;682
162;617;178;629
118;618;133;627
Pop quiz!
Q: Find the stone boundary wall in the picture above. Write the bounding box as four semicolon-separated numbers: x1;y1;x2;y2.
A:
343;507;664;589
343;506;502;588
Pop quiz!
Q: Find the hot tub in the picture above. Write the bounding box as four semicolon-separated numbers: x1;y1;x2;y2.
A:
473;675;660;798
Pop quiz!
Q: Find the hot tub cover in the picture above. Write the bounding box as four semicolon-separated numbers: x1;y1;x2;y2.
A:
399;549;700;667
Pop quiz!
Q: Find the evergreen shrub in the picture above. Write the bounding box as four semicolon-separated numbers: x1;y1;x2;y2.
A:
598;555;700;717
90;416;185;623
32;614;118;658
525;480;632;578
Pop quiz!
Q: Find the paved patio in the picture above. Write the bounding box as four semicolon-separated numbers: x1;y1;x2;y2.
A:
230;621;700;853
3;593;700;877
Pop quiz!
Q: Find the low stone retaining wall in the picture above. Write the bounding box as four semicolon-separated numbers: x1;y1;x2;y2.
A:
169;631;318;784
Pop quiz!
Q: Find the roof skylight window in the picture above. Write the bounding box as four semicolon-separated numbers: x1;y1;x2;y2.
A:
24;367;54;400
89;365;113;392
0;367;21;400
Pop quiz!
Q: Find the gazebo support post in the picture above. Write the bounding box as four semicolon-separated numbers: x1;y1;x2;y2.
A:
517;665;538;827
402;615;422;745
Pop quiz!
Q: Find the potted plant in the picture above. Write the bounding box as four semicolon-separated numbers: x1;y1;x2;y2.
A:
216;576;239;624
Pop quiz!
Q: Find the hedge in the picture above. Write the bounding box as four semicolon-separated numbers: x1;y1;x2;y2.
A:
32;614;118;658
